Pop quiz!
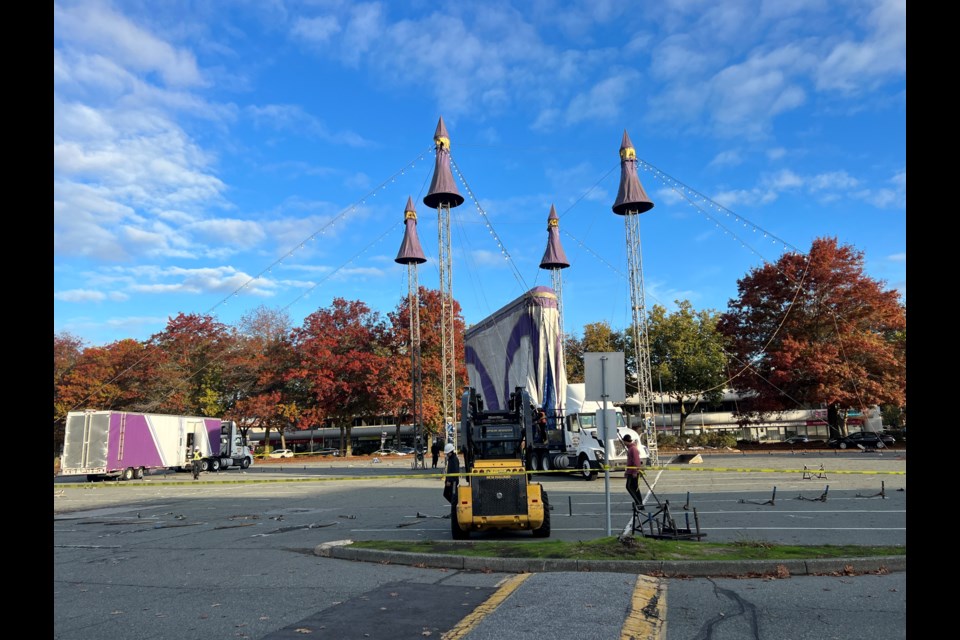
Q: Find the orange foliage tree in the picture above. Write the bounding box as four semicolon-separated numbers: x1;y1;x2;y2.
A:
717;237;906;425
290;298;394;456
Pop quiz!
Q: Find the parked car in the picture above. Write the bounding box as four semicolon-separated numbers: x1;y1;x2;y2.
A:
828;431;895;449
784;435;825;445
268;448;295;458
396;446;417;455
370;448;407;457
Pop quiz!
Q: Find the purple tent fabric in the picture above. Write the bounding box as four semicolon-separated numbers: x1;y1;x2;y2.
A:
612;130;654;215
539;204;570;269
395;196;427;264
423;116;464;209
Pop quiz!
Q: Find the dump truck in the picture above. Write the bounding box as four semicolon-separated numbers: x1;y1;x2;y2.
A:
60;410;254;481
451;386;550;539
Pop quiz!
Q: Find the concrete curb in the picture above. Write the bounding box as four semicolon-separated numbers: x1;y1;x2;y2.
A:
314;541;906;577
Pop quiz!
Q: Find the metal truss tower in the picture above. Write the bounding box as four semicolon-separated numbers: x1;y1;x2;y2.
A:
395;196;427;469
423;117;464;449
612;130;660;466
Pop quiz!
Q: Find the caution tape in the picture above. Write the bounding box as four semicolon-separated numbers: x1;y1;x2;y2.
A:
53;463;905;490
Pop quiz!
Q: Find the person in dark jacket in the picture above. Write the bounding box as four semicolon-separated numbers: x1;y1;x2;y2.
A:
442;443;460;504
431;439;441;469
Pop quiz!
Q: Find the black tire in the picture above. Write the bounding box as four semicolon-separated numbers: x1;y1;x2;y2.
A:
210;458;221;472
240;458;251;469
200;459;210;472
579;455;597;481
134;467;145;480
122;467;135;481
839;442;848;449
451;502;469;540
532;490;551;538
541;452;552;472
530;453;540;473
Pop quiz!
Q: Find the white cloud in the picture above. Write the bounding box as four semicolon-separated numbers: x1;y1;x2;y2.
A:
54;1;204;87
762;169;804;190
708;149;743;168
55;289;107;303
290;15;342;44
188;219;267;249
807;171;859;191
245;104;371;146
565;71;642;125
816;0;905;93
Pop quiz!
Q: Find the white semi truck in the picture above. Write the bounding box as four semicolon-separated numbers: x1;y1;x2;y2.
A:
463;286;647;480
60;410;254;481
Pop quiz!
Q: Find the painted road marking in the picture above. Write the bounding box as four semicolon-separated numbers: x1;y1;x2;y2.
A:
441;573;532;640
622;574;667;640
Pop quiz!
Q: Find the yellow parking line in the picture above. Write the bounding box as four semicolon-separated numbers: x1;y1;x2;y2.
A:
621;574;667;640
441;572;532;640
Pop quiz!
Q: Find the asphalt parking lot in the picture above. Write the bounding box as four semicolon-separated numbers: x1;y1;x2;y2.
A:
53;450;906;640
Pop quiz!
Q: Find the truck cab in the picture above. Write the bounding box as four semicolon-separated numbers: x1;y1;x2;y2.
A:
536;382;648;480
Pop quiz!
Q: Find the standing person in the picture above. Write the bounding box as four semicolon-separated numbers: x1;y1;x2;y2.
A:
622;434;644;509
191;447;203;480
534;406;547;443
431;439;441;469
442;443;460;505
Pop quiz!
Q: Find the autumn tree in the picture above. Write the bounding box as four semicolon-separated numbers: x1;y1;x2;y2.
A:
54;332;86;452
400;288;466;436
647;301;728;436
224;305;298;450
290;298;394;457
717;237;906;436
143;313;236;415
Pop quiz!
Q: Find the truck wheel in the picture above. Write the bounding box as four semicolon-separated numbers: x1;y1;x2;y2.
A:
579;455;597;481
532;491;551;538
134;467;145;480
209;458;221;472
451;503;469;540
541;452;552;472
122;467;135;481
530;454;540;473
199;459;210;472
240;458;251;469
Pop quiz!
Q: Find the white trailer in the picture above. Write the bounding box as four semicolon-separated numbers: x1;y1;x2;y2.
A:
60;411;254;481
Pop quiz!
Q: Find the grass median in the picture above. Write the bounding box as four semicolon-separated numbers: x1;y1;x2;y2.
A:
351;537;905;562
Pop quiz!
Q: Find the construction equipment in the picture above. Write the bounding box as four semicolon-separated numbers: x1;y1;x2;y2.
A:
450;386;550;539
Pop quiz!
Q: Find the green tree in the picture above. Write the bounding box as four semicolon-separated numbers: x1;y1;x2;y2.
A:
647;301;728;436
564;321;622;384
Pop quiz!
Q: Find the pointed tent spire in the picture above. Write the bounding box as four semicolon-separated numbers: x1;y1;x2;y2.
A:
423;116;464;209
395;196;427;264
612;129;654;215
539;204;570;270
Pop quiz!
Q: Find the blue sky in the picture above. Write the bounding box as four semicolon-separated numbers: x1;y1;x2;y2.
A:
54;0;906;348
